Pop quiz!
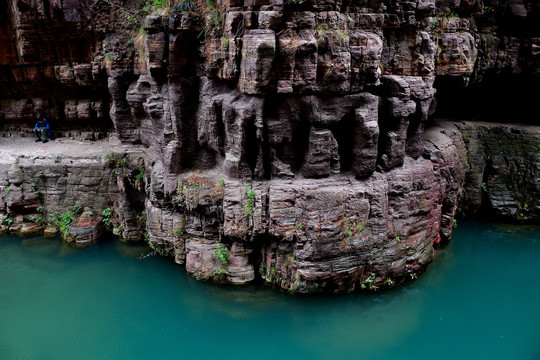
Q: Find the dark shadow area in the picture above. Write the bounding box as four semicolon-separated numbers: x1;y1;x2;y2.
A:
433;74;540;124
331;111;354;172
261;121;272;180
291;121;310;171
214;103;226;158
244;122;259;176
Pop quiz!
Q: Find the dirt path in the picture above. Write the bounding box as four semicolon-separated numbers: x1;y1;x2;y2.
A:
0;135;144;164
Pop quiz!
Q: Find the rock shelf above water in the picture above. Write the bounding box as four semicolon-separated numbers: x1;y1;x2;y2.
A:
1;121;538;293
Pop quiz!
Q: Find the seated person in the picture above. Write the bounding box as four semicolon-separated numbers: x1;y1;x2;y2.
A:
34;116;51;143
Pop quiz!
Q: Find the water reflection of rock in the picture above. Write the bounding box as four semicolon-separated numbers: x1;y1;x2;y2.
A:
181;281;289;320
491;223;540;240
285;290;422;356
114;240;149;259
19;236;66;271
57;243;80;257
21;235;62;255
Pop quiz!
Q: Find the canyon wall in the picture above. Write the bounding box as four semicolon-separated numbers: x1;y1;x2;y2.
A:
0;0;539;293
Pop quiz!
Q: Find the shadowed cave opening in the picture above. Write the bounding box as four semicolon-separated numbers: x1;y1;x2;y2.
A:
291;121;311;172
243;122;259;177
331;112;355;172
212;102;226;160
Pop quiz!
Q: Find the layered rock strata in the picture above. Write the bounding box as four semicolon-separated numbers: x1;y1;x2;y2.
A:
0;139;148;246
1;121;538;293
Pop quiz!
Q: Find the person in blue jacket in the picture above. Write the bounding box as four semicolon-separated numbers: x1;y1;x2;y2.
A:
34;116;51;143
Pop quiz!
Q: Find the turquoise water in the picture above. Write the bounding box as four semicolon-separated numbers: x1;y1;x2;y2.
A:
1;221;540;360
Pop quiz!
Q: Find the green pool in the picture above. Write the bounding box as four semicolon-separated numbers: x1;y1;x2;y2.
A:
1;221;539;359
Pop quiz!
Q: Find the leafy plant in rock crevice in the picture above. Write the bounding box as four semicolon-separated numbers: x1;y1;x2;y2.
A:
199;0;223;36
104;154;115;168
443;11;460;19
481;182;488;192
134;165;145;182
221;36;229;51
244;185;255;216
517;202;529;221
213;242;230;266
36;217;48;225
1;214;13;226
48;206;80;238
171;0;224;37
102;208;113;228
340;217;364;249
2;186;13;200
361;272;378;290
214;268;228;278
104;153;129;170
31;182;43;199
267;266;282;284
342;217;363;238
137;210;147;226
212;241;230;280
116;159;127;169
173;217;186;237
258;263;267;277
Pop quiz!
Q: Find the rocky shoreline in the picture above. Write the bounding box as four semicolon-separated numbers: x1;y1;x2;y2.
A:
1;121;538;293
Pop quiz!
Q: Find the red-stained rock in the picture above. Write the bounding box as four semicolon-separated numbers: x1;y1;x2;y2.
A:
66;208;104;246
19;223;45;235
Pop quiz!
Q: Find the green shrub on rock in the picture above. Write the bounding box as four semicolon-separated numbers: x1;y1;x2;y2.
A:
102;208;113;227
213;242;229;265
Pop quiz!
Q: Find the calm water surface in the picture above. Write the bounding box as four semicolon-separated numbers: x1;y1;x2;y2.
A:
1;221;540;359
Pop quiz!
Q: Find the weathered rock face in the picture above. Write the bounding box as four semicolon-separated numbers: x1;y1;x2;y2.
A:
0;0;109;133
0;0;539;293
2;121;537;293
2;0;538;131
0;141;148;245
439;121;540;223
